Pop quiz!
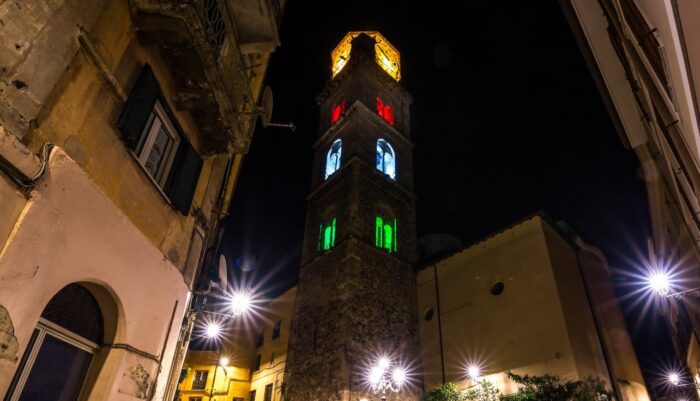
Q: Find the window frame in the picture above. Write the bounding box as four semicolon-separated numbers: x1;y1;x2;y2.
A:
256;331;265;348
376;139;397;180
192;370;209;390
6;318;98;401
318;218;337;252
272;320;281;340
324;139;342;180
264;383;274;401
254;354;262;372
133;100;181;190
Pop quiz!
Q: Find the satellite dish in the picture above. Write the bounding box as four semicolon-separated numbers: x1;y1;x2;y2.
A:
218;254;228;292
260;86;273;128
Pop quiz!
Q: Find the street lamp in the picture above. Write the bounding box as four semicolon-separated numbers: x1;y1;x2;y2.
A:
368;357;407;401
467;364;482;381
648;271;671;297
646;270;700;299
200;290;253;401
669;373;681;386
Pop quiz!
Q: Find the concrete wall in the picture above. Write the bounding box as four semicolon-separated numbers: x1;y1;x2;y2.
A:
0;147;190;399
0;0;109;140
561;0;700;387
0;0;250;399
18;0;231;273
415;216;644;398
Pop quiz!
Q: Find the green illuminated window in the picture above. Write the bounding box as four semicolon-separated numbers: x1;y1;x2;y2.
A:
319;218;337;252
375;216;397;253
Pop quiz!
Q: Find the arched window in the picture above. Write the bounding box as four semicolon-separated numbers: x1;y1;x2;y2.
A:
330;99;346;124
318;218;337;252
7;284;104;401
375;216;397;253
325;139;342;180
376;139;396;180
376;97;394;126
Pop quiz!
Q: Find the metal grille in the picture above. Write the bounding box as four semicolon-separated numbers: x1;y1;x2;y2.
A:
199;0;226;53
270;0;282;28
192;370;208;390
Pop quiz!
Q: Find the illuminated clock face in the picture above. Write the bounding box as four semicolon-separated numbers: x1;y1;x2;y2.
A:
331;31;401;81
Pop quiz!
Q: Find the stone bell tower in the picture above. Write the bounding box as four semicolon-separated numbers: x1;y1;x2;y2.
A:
284;32;422;401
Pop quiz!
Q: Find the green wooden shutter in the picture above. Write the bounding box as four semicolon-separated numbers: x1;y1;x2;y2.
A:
164;141;202;215
116;65;160;150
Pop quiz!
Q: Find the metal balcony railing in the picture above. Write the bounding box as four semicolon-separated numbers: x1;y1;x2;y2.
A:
195;0;255;149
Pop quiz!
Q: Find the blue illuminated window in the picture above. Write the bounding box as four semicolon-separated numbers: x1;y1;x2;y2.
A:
376;139;396;180
325;139;342;180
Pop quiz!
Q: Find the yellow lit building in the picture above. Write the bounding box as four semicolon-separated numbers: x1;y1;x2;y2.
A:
178;288;296;401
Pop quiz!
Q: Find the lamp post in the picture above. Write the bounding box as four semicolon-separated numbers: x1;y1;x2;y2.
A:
368;357;407;401
200;290;252;401
646;270;700;299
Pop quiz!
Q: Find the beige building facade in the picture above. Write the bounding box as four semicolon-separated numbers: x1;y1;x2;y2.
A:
178;288;296;401
181;216;649;401
417;215;648;401
560;0;700;387
0;0;282;399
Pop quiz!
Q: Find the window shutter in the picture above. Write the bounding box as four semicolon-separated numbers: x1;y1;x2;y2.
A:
165;141;203;215
116;65;160;149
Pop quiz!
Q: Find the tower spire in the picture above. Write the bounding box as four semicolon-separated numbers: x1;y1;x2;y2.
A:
284;31;421;401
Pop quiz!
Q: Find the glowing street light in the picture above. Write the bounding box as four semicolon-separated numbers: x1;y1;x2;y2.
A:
229;291;251;317
467;364;482;381
199;290;254;401
206;322;222;339
669;372;681;386
219;356;230;367
648;271;671;296
367;356;407;400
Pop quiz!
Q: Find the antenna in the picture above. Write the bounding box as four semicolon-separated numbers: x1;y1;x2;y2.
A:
258;86;297;132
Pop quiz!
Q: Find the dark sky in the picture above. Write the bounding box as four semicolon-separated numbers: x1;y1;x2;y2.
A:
220;0;676;396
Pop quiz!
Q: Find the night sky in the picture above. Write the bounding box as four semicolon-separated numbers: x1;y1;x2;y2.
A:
220;0;674;395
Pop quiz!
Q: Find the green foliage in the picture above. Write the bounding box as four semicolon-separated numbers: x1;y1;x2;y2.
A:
465;380;500;401
501;371;614;401
420;373;613;401
421;383;467;401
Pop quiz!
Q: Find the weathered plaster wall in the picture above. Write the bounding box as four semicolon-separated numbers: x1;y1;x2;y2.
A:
0;0;109;139
0;148;189;399
18;0;233;274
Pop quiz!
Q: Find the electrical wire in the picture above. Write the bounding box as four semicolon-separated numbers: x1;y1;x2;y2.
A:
0;143;54;189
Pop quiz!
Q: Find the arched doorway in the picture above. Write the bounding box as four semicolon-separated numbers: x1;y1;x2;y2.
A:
5;284;105;401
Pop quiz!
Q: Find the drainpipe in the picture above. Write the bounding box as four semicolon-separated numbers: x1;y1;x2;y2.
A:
433;264;446;385
572;247;622;400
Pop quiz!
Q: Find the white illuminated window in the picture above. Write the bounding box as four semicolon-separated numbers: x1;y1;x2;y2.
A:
325;139;342;180
376;139;396;180
135;101;180;188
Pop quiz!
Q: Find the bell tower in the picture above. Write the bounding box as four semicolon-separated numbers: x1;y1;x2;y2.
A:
284;32;421;401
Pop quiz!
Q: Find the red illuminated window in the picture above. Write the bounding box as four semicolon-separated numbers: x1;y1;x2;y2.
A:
376;97;394;126
331;99;346;124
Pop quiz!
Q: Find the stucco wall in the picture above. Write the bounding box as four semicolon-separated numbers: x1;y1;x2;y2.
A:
0;148;189;399
0;0;109;140
416;216;605;392
17;0;233;274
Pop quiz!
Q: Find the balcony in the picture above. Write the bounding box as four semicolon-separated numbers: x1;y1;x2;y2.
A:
129;0;283;155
